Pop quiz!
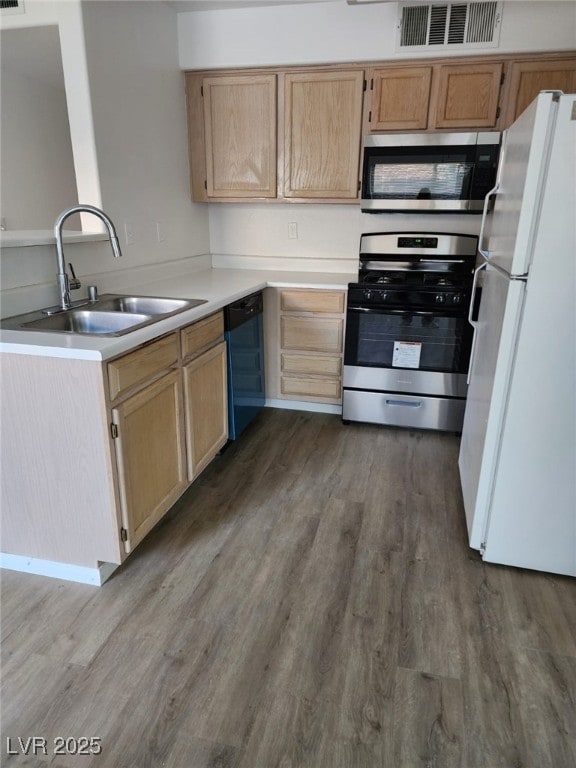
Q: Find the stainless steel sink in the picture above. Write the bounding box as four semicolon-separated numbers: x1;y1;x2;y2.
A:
0;294;208;337
96;295;202;315
22;310;152;335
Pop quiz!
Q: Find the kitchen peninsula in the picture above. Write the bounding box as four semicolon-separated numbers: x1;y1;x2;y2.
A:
0;266;354;585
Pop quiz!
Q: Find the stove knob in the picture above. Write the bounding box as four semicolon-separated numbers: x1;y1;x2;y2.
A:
380;291;388;302
435;294;446;304
452;293;463;304
364;290;372;301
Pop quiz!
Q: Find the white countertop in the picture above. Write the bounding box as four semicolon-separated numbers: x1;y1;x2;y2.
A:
0;267;355;361
0;230;109;248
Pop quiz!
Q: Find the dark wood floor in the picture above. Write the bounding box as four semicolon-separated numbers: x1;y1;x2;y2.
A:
2;408;575;767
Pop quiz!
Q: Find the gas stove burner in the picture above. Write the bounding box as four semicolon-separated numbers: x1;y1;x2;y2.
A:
376;274;405;285
361;272;407;285
423;275;457;287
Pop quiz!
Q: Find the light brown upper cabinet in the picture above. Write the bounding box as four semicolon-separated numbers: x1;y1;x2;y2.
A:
431;62;503;129
185;52;576;202
502;58;576;125
202;74;277;198
368;66;433;131
283;70;365;199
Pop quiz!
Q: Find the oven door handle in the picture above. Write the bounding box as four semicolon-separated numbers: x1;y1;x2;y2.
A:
418;259;467;264
478;130;507;260
467;262;487;384
347;306;465;317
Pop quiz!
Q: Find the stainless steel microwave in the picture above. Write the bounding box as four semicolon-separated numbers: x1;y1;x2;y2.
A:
361;132;500;213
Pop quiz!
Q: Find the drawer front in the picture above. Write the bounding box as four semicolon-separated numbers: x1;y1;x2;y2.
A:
342;389;465;431
280;289;345;314
181;311;224;360
281;316;343;354
281;375;341;401
108;333;179;401
281;352;342;377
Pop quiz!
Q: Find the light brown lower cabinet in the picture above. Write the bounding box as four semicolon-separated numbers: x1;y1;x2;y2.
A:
1;311;229;572
109;313;228;555
265;288;346;406
112;370;187;553
183;341;228;480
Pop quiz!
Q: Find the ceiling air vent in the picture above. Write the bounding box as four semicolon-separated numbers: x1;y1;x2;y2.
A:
0;0;24;14
398;2;502;51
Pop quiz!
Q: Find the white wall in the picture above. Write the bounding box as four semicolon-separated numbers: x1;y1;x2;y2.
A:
0;67;78;230
1;0;210;316
178;1;576;70
0;1;102;230
209;204;483;269
81;0;209;272
179;0;576;266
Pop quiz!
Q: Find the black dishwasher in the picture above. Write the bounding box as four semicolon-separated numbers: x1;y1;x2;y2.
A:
224;291;265;440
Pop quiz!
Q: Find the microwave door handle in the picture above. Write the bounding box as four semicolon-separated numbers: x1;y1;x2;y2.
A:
478;130;507;260
467;262;487;385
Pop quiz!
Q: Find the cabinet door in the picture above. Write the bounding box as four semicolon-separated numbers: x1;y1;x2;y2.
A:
203;74;277;198
369;67;432;131
504;58;576;125
183;341;228;480
432;62;503;128
112;370;187;553
284;70;364;199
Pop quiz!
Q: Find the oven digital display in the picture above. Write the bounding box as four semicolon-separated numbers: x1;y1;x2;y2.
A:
397;237;438;248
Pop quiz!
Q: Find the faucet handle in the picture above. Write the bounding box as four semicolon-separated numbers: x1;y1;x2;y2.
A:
68;262;81;291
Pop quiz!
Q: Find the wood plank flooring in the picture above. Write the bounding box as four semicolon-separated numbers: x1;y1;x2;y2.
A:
2;408;575;767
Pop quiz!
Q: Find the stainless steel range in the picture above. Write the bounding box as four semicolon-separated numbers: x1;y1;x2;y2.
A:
343;232;478;432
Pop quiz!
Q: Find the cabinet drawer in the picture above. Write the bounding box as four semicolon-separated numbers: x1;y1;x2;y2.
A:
281;315;343;354
281;375;341;401
280;289;345;314
108;333;179;401
181;311;224;360
281;352;342;378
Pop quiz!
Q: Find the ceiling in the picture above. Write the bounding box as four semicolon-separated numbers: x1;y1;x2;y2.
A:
167;0;339;11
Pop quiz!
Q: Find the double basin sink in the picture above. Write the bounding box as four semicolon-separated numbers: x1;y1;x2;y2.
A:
1;294;208;337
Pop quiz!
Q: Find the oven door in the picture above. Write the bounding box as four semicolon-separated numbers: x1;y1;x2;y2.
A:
343;305;472;397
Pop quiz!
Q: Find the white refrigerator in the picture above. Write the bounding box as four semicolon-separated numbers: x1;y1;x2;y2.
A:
458;91;576;577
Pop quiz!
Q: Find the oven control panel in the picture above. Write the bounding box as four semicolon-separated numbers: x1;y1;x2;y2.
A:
349;285;470;312
358;288;466;304
397;236;438;249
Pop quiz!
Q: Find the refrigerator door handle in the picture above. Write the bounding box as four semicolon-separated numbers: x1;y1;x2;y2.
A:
467;262;487;385
478;130;508;259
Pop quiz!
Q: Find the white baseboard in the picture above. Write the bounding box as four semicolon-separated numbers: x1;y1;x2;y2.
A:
0;553;118;586
265;398;342;415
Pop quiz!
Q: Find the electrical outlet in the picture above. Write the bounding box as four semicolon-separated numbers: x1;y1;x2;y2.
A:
288;222;298;239
124;221;135;246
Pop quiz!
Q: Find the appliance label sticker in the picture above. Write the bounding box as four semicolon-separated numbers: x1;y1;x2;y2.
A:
393;341;421;369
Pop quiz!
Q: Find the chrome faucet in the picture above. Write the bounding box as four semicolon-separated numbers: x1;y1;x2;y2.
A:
54;204;122;310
